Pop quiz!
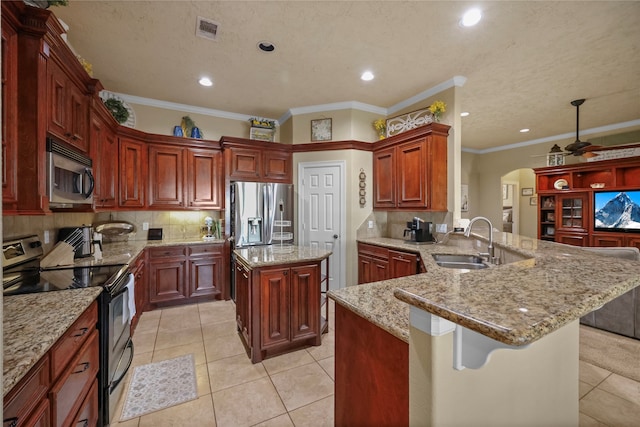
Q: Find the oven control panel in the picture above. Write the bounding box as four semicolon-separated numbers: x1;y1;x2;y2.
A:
2;235;43;269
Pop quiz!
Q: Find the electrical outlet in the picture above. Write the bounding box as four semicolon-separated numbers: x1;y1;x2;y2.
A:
143;222;149;231
44;230;50;244
368;220;374;229
436;223;447;233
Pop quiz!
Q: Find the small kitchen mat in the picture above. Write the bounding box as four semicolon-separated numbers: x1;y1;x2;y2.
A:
120;353;197;421
579;325;640;382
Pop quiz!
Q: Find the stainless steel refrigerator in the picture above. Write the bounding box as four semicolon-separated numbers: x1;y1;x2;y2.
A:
231;182;294;248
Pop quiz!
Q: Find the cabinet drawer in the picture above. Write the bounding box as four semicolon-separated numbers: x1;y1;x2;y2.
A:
50;329;99;427
71;379;98;427
357;242;389;259
189;244;222;256
148;246;186;258
3;355;50;427
49;302;97;380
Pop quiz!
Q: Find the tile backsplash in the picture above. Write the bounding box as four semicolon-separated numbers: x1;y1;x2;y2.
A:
2;211;221;254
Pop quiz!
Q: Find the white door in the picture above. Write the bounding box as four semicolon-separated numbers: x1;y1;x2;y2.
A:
298;161;345;291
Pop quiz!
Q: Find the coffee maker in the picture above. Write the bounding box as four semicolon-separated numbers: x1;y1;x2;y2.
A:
404;217;434;243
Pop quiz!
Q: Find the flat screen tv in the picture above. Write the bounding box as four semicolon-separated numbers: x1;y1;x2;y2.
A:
594;190;640;233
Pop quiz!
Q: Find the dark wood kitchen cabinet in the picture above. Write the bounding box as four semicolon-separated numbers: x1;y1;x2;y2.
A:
2;16;18;211
3;301;99;427
221;137;292;183
357;242;420;284
373;123;449;211
46;59;90;153
148;144;223;210
119;137;147;208
148;244;223;307
91;107;119;209
130;251;147;334
235;259;322;363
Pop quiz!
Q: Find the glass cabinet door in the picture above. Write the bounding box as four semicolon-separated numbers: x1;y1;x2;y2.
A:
557;193;588;232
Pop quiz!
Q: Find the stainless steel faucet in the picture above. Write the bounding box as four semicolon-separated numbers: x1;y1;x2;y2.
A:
464;216;496;263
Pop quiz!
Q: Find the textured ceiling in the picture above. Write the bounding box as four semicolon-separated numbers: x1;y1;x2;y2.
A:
53;1;640;151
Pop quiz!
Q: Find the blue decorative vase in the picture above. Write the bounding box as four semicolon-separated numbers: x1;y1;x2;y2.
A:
191;127;202;139
173;126;183;137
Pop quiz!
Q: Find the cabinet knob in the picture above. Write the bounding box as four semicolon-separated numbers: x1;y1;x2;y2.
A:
73;362;90;374
73;327;89;337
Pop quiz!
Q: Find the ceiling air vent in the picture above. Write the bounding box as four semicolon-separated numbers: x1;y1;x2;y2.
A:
196;16;220;41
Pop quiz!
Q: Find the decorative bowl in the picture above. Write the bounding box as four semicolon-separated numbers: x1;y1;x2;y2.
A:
590;183;605;188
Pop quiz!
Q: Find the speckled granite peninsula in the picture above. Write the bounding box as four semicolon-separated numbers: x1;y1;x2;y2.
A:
329;232;640;345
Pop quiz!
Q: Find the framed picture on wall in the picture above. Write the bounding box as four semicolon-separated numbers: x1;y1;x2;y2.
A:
311;118;332;141
530;197;538;206
521;187;534;196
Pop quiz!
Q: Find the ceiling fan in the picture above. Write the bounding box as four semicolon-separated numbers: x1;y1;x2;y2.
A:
562;99;602;157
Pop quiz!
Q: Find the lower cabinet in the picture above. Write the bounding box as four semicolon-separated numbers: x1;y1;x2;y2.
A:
148;244;223;307
358;242;420;284
131;252;147;334
235;261;322;363
3;302;99;427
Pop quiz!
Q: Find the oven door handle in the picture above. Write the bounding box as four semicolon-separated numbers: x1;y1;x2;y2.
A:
109;337;134;393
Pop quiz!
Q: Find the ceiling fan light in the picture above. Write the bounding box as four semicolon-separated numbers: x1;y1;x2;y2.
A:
582;151;598;159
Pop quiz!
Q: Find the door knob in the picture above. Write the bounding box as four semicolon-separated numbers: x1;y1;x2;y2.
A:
333;234;338;239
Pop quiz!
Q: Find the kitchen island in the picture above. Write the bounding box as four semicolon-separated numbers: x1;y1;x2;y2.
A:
234;245;332;363
328;232;640;426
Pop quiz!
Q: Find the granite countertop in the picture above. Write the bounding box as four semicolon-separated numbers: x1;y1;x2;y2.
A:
234;245;332;269
329;232;640;346
3;237;225;397
72;237;226;267
3;287;103;397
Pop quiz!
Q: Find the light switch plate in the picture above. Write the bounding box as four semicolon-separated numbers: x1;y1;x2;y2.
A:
368;220;374;229
143;222;149;231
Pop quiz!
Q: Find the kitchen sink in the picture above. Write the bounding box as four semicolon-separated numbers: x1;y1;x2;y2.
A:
432;254;488;270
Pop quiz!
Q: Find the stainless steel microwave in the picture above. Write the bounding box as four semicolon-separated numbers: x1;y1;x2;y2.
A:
46;138;95;208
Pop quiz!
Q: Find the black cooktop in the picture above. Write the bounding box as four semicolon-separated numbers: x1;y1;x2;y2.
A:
3;264;128;296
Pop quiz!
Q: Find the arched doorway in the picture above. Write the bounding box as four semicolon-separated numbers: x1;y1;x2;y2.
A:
501;168;537;238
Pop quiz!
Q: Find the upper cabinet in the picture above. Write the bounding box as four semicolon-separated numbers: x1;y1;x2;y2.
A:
373;123;450;211
2;13;18;211
91;105;119;209
186;147;223;209
46;59;90;152
119;137;147;209
221;137;293;183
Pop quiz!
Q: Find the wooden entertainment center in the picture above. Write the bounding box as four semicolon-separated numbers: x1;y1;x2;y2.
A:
534;156;640;248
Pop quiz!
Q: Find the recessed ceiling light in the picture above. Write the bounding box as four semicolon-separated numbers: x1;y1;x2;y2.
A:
199;77;213;87
461;8;482;27
361;71;374;81
257;41;275;52
460;112;470;117
520;128;530;133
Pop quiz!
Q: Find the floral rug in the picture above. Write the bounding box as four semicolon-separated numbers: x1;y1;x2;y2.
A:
120;353;197;421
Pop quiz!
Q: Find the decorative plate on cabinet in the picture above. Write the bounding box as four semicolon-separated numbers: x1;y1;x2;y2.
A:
553;179;568;190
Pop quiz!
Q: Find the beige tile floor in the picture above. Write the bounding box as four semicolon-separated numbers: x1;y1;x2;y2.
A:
110;299;336;427
110;299;640;427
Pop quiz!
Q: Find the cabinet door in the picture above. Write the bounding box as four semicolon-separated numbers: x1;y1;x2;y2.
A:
358;254;374;285
47;60;68;141
119;138;146;208
557;193;588;233
389;250;418;278
373;147;396;208
148;145;184;209
148;260;187;304
3;356;50;427
372;258;390;281
91;113;118;209
235;262;251;342
227;147;261;180
396;140;427;208
2;22;18;209
189;254;223;298
625;236;640;251
290;264;319;341
67;81;89;152
131;255;147;333
263;150;292;182
186;148;223;209
592;233;625;247
259;268;290;348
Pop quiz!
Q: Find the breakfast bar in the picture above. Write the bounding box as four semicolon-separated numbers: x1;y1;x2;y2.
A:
329;231;640;426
